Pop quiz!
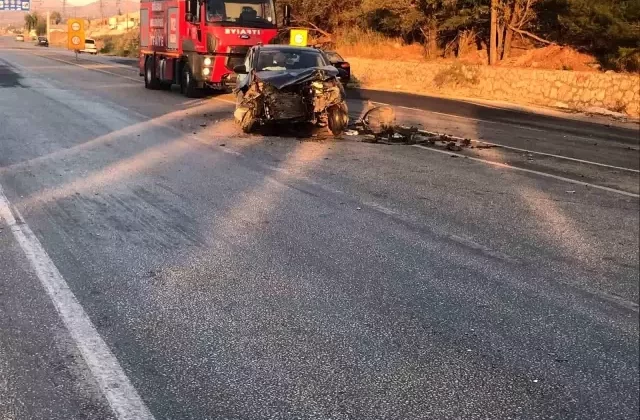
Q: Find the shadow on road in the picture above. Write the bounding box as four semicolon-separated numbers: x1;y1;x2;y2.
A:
0;59;22;87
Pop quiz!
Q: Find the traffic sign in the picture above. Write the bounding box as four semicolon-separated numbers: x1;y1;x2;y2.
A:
0;0;30;11
290;29;308;47
67;18;85;51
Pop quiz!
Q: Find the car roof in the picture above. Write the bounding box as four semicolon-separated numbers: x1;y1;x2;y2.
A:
255;45;322;53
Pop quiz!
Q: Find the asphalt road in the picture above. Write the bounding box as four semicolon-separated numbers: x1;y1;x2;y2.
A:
1;37;639;420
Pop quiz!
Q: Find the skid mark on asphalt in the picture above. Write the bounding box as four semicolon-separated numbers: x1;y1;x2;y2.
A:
0;184;156;420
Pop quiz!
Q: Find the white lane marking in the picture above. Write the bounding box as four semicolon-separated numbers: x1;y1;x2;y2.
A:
412;144;640;198
28;52;240;109
29;49;638;175
371;101;545;133
32;53;143;83
410;127;640;173
0;185;155;420
374;100;638;144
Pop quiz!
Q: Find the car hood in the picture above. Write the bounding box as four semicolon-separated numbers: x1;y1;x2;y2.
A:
254;66;339;90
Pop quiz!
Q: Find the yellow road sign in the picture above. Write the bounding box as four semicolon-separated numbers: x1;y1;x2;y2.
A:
290;29;308;47
67;18;85;50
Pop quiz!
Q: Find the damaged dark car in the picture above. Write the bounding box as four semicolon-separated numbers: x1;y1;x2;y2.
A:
233;45;349;136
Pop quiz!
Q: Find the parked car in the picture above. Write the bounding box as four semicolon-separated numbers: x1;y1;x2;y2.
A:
15;34;24;42
322;51;351;83
233;45;349;136
79;38;98;55
36;36;49;47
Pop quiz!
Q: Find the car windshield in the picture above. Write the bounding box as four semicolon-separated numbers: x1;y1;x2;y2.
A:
206;0;276;27
325;51;344;63
256;49;328;71
86;40;95;44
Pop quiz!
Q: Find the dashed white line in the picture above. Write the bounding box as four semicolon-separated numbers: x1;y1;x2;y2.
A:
0;184;155;420
32;53;143;83
410;127;640;173
412;144;639;198
24;48;640;175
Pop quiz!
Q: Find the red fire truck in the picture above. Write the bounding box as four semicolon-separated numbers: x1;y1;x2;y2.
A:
139;0;289;97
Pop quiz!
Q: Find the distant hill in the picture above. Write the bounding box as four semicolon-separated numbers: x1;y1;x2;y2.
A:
67;0;138;20
0;0;138;24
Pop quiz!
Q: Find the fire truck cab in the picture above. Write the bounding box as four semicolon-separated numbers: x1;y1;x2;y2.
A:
139;0;286;97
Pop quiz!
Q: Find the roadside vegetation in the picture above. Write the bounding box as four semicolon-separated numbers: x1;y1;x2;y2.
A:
289;0;640;72
95;30;140;57
23;12;47;36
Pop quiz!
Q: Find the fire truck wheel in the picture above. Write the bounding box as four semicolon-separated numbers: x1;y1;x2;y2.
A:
144;57;161;90
181;64;199;98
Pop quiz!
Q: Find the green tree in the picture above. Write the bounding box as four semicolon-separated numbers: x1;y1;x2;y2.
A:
536;0;640;69
24;12;39;31
36;21;47;36
50;11;62;25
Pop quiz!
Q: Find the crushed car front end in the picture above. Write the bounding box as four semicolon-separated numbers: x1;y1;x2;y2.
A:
234;66;349;136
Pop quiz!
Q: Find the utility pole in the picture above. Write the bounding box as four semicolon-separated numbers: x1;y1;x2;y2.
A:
62;0;66;20
99;0;104;22
46;10;50;39
489;0;498;65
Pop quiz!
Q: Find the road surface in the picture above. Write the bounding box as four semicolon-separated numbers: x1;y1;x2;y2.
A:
1;38;639;420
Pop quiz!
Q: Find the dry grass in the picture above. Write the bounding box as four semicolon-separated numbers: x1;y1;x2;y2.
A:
500;45;600;72
95;29;140;57
334;29;425;61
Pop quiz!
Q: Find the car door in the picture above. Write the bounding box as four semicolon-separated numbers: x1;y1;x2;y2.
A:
235;49;253;91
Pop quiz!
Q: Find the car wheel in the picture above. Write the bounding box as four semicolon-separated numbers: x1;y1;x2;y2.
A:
144;57;161;90
327;102;349;136
240;107;257;134
180;64;199;98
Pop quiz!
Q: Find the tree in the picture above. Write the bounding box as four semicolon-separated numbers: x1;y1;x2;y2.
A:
24;12;40;31
498;0;543;59
358;0;450;57
51;11;62;25
36;21;47;36
535;0;640;69
490;0;498;64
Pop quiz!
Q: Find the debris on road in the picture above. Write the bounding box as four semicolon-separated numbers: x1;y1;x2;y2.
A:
349;105;495;153
446;142;463;152
362;105;396;135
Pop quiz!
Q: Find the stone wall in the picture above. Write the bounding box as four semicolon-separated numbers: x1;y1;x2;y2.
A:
347;58;640;117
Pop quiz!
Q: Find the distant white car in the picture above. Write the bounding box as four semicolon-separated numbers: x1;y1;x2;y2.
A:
80;38;98;55
15;34;24;42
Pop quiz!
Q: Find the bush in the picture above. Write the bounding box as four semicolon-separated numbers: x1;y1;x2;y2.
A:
610;48;640;72
433;62;480;88
96;30;140;58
